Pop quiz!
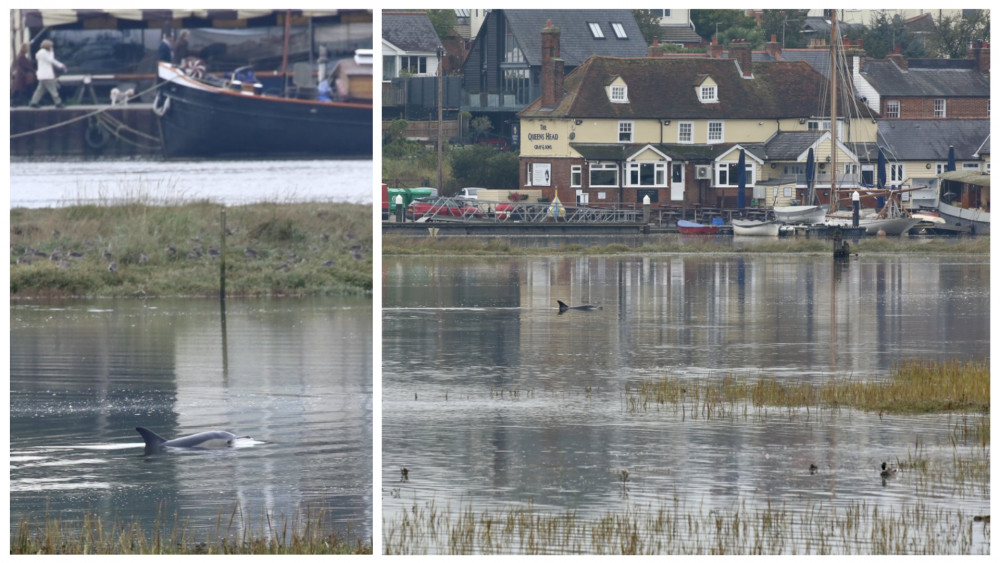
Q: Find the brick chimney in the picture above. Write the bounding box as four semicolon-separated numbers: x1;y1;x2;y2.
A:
648;37;663;58
540;20;563;110
728;38;752;77
969;40;990;74
887;47;908;71
707;37;723;59
764;34;782;60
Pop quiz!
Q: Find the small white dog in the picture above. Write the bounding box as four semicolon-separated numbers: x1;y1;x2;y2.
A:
110;87;135;106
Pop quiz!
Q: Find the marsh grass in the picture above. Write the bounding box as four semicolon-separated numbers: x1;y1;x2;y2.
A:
11;201;372;297
632;358;989;416
382;235;988;256
11;503;372;555
383;498;985;555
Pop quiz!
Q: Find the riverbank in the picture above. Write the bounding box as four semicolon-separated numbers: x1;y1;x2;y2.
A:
10;202;371;298
383;234;988;256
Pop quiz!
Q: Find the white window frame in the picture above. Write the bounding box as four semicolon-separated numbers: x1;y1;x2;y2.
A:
588;22;604;39
625;161;668;187
589;162;619;187
609;84;628;103
610;22;627;39
886;99;900;118
618;121;633;143
714;161;755;187
962;162;981;171
707;121;724;144
570;165;582;187
699;85;717;103
678;122;693;144
934;99;947;118
888;163;904;184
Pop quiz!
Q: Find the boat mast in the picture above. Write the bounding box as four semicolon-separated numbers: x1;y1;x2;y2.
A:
829;10;838;212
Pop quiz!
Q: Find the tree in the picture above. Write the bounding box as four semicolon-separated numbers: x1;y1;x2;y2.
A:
450;145;519;190
690;9;757;42
470;116;493;142
930;10;990;58
425;9;456;40
631;10;662;45
859;11;925;59
759;9;807;48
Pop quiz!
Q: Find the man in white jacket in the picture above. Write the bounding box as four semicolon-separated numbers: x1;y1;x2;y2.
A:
29;39;67;108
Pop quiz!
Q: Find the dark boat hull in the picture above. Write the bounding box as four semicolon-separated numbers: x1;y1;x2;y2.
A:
156;63;371;159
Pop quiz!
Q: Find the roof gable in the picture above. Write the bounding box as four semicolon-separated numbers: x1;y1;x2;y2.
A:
523;56;856;120
382;12;442;53
500;9;648;66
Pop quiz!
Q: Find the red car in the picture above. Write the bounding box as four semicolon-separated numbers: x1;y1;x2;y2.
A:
406;197;482;220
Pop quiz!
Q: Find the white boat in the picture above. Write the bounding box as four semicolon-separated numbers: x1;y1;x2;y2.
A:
732;219;780;236
772;205;826;224
825;207;921;236
937;170;990;234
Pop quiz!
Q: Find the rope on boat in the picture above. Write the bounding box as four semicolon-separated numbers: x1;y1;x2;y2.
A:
9;80;166;141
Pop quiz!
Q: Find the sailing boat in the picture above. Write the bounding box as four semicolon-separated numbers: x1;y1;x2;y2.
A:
772;146;825;223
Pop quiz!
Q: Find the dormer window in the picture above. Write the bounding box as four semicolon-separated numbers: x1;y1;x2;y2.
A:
609;84;628;103
588;22;605;39
700;85;717;103
610;22;627;39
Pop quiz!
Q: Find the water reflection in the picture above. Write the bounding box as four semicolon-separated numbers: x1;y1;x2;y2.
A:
10;297;372;540
382;254;989;553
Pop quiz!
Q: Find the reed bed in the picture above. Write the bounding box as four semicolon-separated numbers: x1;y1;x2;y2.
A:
10;201;372;297
383;498;987;555
10;504;371;555
382;234;988;256
632;358;989;416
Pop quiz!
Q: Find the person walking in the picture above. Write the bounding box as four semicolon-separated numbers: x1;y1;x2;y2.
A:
28;39;67;108
10;43;37;106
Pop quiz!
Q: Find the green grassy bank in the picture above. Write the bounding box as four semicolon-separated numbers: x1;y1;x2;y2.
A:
10;202;372;298
382;234;989;256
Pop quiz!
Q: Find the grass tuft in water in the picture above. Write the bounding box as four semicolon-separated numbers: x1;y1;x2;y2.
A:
10;503;371;555
633;358;988;415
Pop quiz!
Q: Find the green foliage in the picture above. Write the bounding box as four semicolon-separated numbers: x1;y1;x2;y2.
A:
449;145;519;190
469;116;493;140
425;9;457;40
759;9;808;48
690;9;757;42
858;11;925;59
630;10;662;44
716;26;766;49
929;10;990;58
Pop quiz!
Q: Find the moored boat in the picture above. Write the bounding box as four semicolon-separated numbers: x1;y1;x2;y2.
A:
677;219;720;234
732;219;780;236
772;205;826;224
154;60;372;158
937;170;990;234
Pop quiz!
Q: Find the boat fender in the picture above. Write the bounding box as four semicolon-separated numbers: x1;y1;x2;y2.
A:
85;120;109;149
152;93;170;117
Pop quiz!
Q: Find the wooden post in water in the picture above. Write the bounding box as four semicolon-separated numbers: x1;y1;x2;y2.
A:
219;207;229;373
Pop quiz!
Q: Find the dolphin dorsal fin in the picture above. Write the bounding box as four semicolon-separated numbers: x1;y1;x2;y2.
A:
136;427;167;447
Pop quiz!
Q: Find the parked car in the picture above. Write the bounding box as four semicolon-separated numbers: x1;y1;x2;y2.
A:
406;197;482;220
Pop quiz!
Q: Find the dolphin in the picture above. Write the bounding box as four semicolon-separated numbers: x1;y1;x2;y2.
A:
557;300;600;313
136;426;250;453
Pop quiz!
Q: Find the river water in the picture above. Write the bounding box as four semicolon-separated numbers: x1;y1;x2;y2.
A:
382;254;990;554
10;296;373;542
8;159;372;208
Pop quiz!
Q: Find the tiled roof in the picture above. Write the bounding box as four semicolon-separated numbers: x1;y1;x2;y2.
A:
762;131;826;160
657;25;703;44
522;56;868;120
877;119;991;161
382;12;442;53
501;10;648;66
862;60;989;97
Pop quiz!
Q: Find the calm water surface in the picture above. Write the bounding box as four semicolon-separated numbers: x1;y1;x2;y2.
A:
382;254;989;554
10;297;372;541
9;159;372;208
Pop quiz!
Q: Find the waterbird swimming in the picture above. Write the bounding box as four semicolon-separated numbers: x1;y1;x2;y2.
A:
135;426;250;454
880;462;897;478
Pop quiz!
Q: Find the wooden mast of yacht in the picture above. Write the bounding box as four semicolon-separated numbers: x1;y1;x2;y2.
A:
828;11;839;213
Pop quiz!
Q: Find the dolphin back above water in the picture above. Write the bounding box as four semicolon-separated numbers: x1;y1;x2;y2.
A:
557;300;600;313
136;426;249;452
